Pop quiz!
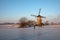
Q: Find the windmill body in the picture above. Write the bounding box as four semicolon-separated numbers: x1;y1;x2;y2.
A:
36;15;42;26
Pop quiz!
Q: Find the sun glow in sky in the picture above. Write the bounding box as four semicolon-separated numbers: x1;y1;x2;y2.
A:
0;0;60;23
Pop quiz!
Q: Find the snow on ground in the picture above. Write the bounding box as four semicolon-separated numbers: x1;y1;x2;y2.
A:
0;25;60;40
0;24;60;28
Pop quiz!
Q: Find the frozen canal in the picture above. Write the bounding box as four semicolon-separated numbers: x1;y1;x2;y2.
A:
0;25;60;40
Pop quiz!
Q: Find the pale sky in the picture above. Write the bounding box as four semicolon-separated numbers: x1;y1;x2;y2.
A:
0;0;60;23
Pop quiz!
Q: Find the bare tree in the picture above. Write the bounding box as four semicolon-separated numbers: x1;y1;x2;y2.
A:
19;17;28;28
19;17;28;23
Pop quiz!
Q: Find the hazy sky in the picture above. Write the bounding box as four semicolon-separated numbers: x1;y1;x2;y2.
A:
0;0;60;23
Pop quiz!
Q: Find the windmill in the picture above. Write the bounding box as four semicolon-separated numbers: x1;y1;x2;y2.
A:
31;8;45;26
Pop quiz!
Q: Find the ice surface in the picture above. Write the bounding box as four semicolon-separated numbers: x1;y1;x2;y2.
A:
0;25;60;40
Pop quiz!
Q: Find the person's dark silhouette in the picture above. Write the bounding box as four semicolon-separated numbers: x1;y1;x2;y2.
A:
34;25;35;29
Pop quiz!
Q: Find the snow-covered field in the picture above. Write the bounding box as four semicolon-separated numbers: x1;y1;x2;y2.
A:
0;25;60;28
0;25;60;40
0;24;20;28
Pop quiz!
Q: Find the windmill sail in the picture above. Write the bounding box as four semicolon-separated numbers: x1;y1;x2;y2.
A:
31;15;37;17
40;16;46;18
39;8;41;15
